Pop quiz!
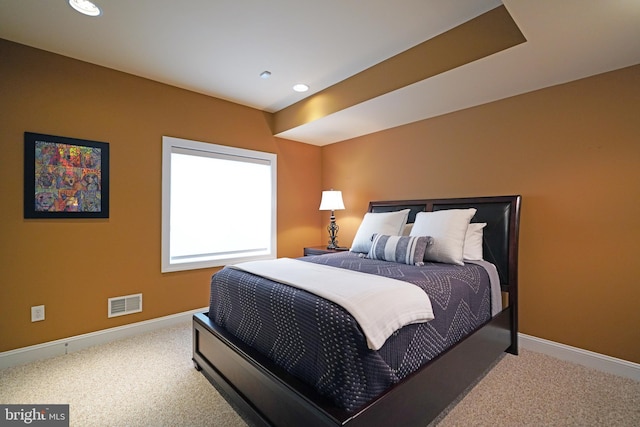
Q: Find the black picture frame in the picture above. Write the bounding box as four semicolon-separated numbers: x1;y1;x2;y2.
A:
24;132;110;219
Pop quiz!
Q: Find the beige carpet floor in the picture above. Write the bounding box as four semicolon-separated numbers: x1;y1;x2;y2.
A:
1;322;638;426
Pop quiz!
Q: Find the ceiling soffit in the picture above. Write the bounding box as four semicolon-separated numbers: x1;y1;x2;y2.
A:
273;5;525;138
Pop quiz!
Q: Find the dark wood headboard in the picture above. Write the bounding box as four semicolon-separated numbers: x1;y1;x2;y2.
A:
368;195;521;293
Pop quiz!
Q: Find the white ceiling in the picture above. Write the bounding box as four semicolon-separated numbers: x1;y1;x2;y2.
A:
1;0;639;145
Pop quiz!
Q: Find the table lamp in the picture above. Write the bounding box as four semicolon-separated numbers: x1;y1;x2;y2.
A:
319;190;345;250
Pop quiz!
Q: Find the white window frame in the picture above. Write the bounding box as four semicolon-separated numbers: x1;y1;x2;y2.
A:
161;136;277;272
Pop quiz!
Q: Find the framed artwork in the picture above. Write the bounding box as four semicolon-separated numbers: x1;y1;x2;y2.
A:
24;132;110;218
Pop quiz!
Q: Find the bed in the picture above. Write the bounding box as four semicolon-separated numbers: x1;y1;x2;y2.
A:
193;195;521;426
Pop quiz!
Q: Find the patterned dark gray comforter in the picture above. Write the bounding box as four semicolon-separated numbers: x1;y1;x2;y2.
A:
208;251;493;412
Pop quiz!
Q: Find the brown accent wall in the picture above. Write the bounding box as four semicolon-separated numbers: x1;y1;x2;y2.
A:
2;38;639;365
321;64;640;363
0;39;322;352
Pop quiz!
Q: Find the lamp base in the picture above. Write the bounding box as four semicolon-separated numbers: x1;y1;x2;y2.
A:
326;212;340;250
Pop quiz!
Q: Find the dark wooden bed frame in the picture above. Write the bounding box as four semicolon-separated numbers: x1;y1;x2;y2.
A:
193;195;521;427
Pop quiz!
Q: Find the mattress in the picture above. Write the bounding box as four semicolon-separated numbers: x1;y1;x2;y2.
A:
208;251;494;412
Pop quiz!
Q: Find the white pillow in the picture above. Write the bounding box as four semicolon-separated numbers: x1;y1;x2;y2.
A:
463;222;486;261
401;223;413;236
410;208;477;265
350;209;410;253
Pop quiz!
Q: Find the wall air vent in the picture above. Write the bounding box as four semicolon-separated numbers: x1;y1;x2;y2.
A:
108;293;142;318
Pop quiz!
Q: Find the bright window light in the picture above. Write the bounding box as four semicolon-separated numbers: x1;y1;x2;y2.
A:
161;136;277;272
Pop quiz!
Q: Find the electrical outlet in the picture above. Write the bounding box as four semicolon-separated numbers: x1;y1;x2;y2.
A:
31;305;45;322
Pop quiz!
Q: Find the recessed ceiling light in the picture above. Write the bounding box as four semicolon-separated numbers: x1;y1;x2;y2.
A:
293;84;309;93
260;71;272;79
69;0;101;17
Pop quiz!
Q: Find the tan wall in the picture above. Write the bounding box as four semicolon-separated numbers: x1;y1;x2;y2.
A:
322;64;640;363
0;39;322;352
2;37;638;365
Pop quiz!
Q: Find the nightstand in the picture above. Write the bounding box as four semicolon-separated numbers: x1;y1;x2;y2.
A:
303;246;349;256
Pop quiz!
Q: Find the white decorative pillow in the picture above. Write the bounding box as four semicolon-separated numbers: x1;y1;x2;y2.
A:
463;222;486;261
350;209;411;253
410;208;477;265
401;223;413;236
367;234;433;266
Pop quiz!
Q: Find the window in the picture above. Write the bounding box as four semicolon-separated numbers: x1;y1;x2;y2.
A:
161;136;277;272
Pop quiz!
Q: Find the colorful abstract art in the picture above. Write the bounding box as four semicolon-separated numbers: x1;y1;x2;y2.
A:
24;132;109;218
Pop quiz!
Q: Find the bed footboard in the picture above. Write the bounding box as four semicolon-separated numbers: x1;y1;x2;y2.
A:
193;312;345;427
193;307;512;427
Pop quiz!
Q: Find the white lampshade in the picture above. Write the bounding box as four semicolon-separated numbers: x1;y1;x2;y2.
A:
319;190;345;211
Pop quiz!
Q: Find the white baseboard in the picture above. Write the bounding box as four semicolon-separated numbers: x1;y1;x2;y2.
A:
0;307;208;370
519;333;640;381
3;315;638;382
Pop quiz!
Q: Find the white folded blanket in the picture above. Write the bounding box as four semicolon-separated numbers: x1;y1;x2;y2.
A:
229;258;434;350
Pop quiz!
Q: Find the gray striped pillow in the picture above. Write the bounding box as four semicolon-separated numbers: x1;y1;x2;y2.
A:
367;234;432;266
